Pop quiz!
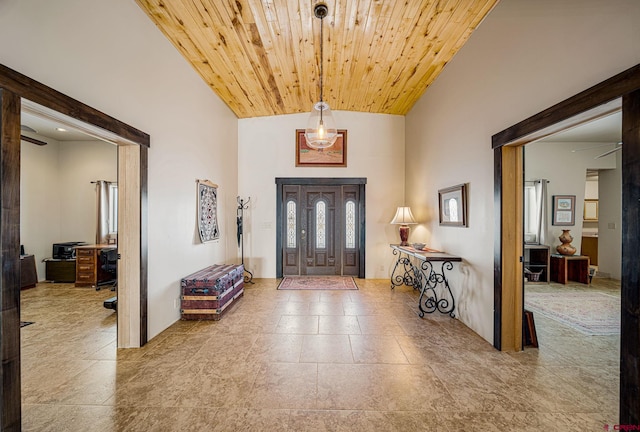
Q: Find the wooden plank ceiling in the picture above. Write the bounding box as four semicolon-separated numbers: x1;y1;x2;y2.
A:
135;0;498;118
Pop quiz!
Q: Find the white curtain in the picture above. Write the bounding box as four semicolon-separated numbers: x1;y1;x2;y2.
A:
96;180;111;244
535;179;549;245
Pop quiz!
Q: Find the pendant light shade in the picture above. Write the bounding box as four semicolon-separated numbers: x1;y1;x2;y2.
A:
305;2;338;149
305;101;338;149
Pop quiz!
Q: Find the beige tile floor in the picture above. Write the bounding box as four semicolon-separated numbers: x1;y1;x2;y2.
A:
20;278;619;431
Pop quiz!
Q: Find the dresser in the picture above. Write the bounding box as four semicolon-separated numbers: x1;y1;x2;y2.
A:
75;244;116;287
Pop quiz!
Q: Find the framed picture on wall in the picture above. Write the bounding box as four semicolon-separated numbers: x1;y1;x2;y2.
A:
295;129;348;167
584;199;598;221
552;195;576;226
438;184;468;227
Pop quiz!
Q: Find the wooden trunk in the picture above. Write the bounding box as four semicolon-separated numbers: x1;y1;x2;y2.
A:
180;264;244;320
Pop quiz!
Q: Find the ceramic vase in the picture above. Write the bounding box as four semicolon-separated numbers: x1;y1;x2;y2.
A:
556;229;577;255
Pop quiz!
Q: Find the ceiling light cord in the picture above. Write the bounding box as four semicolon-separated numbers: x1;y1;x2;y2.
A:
305;2;337;149
319;12;324;105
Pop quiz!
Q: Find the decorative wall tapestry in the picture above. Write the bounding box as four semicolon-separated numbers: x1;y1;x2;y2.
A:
197;179;219;243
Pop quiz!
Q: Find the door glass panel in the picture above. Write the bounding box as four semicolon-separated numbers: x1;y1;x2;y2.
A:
287;200;296;248
345;200;355;249
316;200;326;249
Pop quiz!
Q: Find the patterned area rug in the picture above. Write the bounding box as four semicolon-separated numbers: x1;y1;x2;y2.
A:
278;276;358;290
525;291;620;335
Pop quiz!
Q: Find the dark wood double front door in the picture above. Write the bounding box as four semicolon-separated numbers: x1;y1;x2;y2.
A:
276;178;366;277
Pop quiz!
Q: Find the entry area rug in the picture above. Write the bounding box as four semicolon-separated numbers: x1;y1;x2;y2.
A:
525;291;620;335
278;276;358;290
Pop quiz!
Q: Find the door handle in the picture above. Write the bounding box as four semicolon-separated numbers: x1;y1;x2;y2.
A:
301;229;306;239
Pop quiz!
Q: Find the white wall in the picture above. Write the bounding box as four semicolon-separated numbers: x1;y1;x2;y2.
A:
58;141;118;244
405;0;640;343
598;151;622;279
20;137;117;279
20;137;62;279
524;141;616;254
238;111;405;278
1;0;238;340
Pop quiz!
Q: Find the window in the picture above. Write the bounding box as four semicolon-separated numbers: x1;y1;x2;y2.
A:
447;198;459;222
108;183;118;234
345;200;355;249
316;200;326;249
286;200;296;248
524;182;537;242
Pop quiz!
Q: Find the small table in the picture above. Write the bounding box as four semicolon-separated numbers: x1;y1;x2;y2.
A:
550;254;590;285
390;245;462;317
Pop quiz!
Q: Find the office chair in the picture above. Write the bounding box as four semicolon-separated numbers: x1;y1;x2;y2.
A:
97;249;118;291
99;249;118;311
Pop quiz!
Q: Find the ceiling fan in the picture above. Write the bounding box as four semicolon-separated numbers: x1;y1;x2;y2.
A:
20;124;47;146
595;142;622;159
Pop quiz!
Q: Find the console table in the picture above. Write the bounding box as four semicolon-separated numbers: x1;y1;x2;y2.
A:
390;244;462;317
550;254;590;285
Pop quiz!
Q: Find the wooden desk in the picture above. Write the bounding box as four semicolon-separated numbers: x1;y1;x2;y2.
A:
44;259;76;282
550;254;590;285
74;244;116;287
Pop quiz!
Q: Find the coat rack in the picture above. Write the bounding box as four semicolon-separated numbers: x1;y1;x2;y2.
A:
237;196;254;284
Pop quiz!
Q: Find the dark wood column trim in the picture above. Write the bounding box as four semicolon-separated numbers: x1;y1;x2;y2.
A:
139;145;148;345
275;182;284;278
620;89;640;425
0;88;22;431
493;147;502;351
0;64;149;148
358;182;366;279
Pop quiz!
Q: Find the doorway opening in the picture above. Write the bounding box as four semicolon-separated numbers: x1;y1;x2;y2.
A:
492;63;640;423
1;63;149;428
520;111;622;404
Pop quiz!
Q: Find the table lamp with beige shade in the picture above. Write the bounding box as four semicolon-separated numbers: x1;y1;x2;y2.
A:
390;206;417;246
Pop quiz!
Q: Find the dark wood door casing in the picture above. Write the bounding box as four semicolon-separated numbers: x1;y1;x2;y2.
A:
276;177;366;279
342;184;360;277
0;88;22;432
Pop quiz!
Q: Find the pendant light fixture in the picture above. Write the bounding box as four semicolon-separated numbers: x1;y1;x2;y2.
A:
305;2;338;149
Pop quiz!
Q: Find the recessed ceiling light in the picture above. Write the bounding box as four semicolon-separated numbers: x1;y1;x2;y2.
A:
56;127;67;132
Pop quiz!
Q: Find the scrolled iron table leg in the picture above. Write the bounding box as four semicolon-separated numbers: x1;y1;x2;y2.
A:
390;248;415;290
418;260;456;318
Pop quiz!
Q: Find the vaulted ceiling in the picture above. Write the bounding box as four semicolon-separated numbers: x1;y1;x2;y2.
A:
135;0;498;118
